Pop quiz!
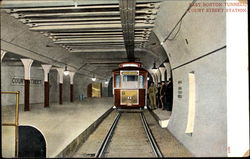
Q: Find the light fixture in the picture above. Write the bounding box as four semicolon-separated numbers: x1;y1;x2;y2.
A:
152;61;158;73
64;65;69;76
147;77;150;81
91;74;96;81
160;41;164;45
105;80;109;85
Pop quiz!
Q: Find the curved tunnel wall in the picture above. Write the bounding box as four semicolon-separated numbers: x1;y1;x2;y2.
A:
153;0;227;157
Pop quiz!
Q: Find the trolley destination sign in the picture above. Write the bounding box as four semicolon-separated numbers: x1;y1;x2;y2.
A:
120;71;139;75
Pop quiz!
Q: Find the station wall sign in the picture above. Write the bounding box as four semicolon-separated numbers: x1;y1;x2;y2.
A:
11;77;42;86
177;80;182;99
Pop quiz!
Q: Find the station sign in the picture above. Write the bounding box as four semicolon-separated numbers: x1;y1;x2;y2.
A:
11;77;42;86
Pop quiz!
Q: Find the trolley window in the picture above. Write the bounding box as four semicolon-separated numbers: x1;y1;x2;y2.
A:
115;75;120;88
123;75;138;82
139;75;144;88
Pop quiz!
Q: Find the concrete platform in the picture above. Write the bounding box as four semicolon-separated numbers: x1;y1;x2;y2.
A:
150;109;172;128
1;97;113;157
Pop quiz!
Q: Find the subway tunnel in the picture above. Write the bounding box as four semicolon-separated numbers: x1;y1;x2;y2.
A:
0;0;249;158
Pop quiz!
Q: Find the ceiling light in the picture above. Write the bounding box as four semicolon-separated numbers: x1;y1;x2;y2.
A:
152;61;157;73
91;75;96;81
64;65;69;76
105;80;109;84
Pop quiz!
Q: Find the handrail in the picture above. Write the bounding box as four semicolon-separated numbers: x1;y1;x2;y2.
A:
1;91;20;158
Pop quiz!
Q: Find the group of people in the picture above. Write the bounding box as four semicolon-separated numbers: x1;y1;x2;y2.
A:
148;78;173;111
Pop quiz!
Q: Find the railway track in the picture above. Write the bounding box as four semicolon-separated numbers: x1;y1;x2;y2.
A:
95;112;163;158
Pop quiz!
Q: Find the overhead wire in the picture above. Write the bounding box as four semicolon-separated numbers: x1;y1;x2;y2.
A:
167;19;182;41
162;0;197;43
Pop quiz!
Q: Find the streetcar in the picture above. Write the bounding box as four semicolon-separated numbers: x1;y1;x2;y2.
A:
112;62;148;109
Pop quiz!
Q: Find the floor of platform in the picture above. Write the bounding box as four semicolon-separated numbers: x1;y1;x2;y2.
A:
150;108;172;128
152;109;172;120
2;97;113;157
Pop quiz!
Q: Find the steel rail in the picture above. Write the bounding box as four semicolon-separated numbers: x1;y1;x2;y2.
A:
64;44;126;47
7;3;159;13
13;9;157;18
1;0;162;8
54;40;147;44
53;37;147;41
140;113;163;158
18;15;156;23
13;11;121;18
51;35;148;39
29;23;154;31
65;44;126;47
46;28;152;33
69;49;126;53
25;20;154;27
49;31;145;36
95;113;122;158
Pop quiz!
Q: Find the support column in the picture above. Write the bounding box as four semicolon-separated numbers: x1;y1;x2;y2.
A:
21;59;33;111
156;69;161;83
56;68;64;105
159;67;166;82
69;72;75;102
42;65;52;107
148;69;157;84
164;62;172;81
1;50;7;61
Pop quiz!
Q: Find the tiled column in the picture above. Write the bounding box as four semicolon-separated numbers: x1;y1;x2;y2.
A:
69;72;75;102
148;69;156;84
1;50;7;61
42;65;52;107
56;68;64;105
156;69;161;83
21;59;33;111
159;67;166;82
163;62;172;81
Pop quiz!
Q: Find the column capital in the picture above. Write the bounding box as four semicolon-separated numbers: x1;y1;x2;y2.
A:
1;50;7;61
148;69;157;75
147;70;156;84
42;65;52;82
163;62;171;81
159;67;166;72
155;69;161;83
159;67;166;81
21;59;33;80
163;62;170;68
56;68;64;84
69;72;76;84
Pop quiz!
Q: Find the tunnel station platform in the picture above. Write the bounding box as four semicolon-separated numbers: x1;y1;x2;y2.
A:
150;109;172;128
2;97;113;158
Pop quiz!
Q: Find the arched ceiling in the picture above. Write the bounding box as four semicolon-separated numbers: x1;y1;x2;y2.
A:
1;0;168;80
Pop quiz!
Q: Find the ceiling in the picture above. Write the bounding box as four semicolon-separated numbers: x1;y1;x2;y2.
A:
1;0;168;80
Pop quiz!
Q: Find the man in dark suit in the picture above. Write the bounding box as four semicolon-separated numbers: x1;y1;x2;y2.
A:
160;81;167;110
166;79;173;111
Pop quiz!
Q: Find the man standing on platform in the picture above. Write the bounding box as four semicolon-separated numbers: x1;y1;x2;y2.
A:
166;78;173;111
160;81;167;110
157;82;161;109
148;82;158;109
